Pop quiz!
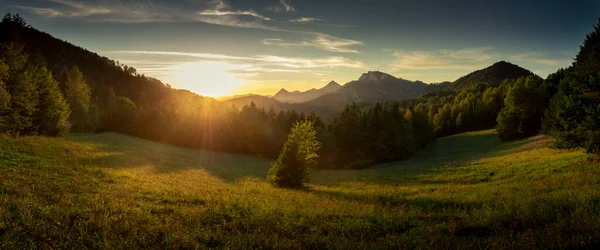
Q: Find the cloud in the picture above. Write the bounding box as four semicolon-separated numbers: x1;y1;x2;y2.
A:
105;50;366;89
17;0;362;53
280;0;295;12
390;47;497;70
262;34;363;54
17;0;111;18
386;47;575;82
266;0;296;12
290;17;322;23
509;52;573;66
104;50;367;70
255;55;366;68
198;10;271;21
389;47;573;72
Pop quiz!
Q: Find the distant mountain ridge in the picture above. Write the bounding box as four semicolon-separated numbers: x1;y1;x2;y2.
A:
273;81;341;103
304;71;430;107
224;61;537;119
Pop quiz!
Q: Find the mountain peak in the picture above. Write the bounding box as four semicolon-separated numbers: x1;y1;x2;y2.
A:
326;80;340;87
358;71;396;82
492;60;512;66
320;80;341;93
274;88;290;97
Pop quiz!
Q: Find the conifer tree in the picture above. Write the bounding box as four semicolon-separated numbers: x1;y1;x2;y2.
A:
268;120;321;188
33;66;70;136
1;42;38;135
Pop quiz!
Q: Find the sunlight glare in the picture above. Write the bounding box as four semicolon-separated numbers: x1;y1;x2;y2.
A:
171;61;240;97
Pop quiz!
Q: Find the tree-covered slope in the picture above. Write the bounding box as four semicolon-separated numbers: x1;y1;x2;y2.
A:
452;61;535;90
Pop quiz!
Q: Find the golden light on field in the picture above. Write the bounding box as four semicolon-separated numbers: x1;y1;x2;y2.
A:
171;61;240;97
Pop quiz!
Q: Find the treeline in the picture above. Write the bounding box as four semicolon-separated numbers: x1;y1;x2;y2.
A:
493;18;600;160
541;19;600;159
414;18;600;160
319;102;434;168
0;41;69;136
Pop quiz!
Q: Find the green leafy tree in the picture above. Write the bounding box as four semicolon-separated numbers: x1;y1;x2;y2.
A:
33;66;70;136
496;76;543;141
65;66;91;132
268;120;321;188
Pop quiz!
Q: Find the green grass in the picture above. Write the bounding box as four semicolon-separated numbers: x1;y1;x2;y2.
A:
1;130;599;249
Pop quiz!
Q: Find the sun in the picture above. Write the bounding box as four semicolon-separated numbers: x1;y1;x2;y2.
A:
171;61;240;97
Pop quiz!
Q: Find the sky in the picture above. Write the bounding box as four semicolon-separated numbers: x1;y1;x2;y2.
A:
2;0;599;97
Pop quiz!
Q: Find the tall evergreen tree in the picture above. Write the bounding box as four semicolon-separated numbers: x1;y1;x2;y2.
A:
1;42;38;135
268;120;321;188
33;66;70;136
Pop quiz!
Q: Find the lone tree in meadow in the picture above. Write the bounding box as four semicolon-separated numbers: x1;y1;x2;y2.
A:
268;120;321;188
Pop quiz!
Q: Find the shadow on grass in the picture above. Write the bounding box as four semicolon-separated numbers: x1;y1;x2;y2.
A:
70;133;271;183
307;187;482;212
311;130;548;187
70;129;545;186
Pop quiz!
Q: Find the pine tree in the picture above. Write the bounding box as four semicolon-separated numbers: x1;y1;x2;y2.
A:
574;18;600;75
1;42;38;135
267;120;321;188
33;66;70;136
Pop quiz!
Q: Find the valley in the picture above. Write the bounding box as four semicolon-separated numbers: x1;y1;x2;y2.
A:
1;130;598;248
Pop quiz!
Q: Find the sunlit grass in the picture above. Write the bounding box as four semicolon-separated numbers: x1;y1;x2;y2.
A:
1;130;599;248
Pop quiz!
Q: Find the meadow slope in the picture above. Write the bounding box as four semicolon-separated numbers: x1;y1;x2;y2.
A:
1;130;599;249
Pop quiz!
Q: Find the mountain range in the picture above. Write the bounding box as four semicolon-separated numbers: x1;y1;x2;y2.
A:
223;61;534;119
273;81;341;103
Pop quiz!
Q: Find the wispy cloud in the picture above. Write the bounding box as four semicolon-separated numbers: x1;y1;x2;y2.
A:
390;47;497;70
198;10;271;21
280;0;295;12
389;47;573;71
290;17;322;23
266;0;296;12
263;34;363;54
386;47;575;82
105;50;367;69
17;0;111;18
509;52;573;66
16;0;362;53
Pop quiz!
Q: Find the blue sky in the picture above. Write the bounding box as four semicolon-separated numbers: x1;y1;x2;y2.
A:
2;0;599;96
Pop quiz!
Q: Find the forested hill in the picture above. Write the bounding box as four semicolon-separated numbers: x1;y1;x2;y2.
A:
452;61;534;89
0;14;222;109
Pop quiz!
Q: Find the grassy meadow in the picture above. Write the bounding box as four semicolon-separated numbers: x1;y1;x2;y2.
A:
1;129;600;249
